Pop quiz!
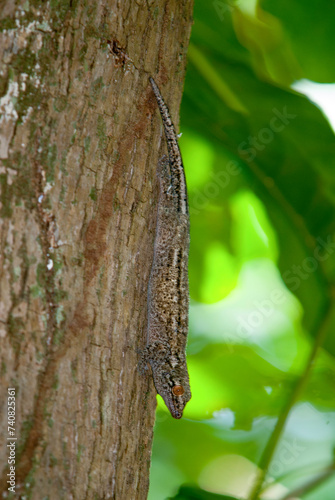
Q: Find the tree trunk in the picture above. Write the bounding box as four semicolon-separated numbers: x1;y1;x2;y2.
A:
0;1;193;498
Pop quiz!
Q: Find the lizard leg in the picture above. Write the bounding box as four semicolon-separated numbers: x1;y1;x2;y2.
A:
138;340;170;375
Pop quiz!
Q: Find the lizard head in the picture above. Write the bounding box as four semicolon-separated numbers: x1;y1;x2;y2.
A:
151;358;191;419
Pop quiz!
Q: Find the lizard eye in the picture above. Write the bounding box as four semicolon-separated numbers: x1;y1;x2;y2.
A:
172;385;184;396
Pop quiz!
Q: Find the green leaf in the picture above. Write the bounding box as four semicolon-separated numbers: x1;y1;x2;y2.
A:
170;485;239;500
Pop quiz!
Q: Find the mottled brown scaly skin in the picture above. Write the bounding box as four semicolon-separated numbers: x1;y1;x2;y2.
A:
142;78;191;419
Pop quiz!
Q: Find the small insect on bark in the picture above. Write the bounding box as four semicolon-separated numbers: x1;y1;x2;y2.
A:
140;77;191;419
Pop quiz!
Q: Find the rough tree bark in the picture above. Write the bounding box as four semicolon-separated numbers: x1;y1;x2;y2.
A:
0;1;193;498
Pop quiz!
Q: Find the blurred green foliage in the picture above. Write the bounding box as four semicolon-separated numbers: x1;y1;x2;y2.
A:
148;0;335;499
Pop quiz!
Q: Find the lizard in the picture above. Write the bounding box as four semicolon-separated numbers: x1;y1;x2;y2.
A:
141;77;191;419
